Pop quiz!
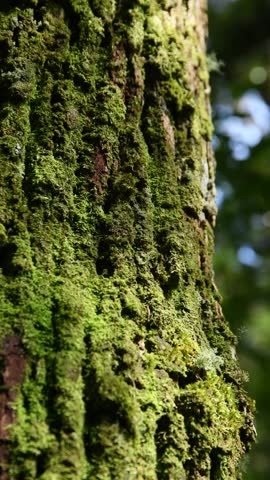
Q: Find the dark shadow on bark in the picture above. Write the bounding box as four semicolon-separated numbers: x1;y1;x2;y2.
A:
82;365;133;466
210;448;223;480
0;244;16;276
154;414;171;479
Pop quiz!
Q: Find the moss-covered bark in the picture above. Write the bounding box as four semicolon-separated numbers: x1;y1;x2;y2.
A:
0;1;255;479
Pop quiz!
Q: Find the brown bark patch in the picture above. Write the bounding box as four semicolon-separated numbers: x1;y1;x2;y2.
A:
0;335;26;479
162;112;175;155
0;445;8;480
92;150;109;194
111;43;126;88
133;55;144;88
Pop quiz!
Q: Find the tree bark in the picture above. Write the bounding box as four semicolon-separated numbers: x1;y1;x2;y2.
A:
0;1;255;479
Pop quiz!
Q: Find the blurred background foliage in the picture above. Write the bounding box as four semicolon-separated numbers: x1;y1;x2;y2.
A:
209;0;270;478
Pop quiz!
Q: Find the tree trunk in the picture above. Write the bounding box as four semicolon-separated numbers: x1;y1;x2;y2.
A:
0;1;255;479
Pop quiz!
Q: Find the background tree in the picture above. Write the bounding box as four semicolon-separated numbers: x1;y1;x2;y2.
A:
209;0;270;478
0;1;254;479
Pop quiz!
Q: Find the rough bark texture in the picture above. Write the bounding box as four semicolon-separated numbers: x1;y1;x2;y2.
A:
0;1;255;479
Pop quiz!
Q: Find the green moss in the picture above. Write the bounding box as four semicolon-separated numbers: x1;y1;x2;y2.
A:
128;7;145;52
91;0;116;23
0;0;254;478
